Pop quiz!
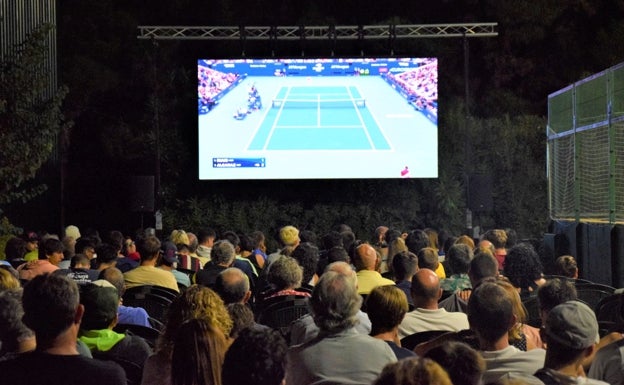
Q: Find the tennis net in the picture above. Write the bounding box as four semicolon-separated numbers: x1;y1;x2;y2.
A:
271;98;366;109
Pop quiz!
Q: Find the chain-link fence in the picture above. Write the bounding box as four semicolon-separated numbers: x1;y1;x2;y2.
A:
548;62;624;223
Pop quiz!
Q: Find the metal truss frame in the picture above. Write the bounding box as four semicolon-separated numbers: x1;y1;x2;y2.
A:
137;23;498;41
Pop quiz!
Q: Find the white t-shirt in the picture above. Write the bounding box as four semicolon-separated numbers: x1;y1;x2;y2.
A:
398;307;469;339
481;345;546;384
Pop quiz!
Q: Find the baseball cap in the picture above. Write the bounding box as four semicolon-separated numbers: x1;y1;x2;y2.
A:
22;231;39;242
161;241;180;264
79;282;119;330
543;300;599;349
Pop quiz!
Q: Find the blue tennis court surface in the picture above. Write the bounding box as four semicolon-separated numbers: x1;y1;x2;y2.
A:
248;86;391;150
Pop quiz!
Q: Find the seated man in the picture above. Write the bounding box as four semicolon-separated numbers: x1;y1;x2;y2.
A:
0;289;36;359
55;254;100;284
159;242;191;288
398;268;469;339
438;251;499;313
538;301;607;384
195;240;236;288
123;236;179;292
78;281;152;382
418;247;446;279
0;274;126;385
286;270;396;385
588;333;624;384
468;281;545;384
353;243;395;295
289;262;371;346
98;268;151;327
392;250;419;307
93;243;120;272
440;243;473;294
214;267;252;305
17;238;63;280
424;341;485;385
536;278;578;326
481;229;508;271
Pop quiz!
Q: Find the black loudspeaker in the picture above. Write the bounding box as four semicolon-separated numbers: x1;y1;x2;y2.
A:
543;233;570;273
128;176;155;212
468;175;493;212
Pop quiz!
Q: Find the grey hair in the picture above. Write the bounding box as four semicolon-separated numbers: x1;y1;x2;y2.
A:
325;261;358;288
211;240;236;265
311;270;362;333
268;256;303;290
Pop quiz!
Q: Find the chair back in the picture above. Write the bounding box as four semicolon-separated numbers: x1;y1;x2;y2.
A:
575;283;615;311
400;330;452;351
147;317;165;332
92;352;143;385
255;290;308;314
522;296;542;328
122;290;173;324
113;324;161;349
124;285;180;302
257;296;310;342
595;293;624;323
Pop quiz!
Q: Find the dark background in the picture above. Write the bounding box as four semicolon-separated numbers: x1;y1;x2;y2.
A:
5;0;624;239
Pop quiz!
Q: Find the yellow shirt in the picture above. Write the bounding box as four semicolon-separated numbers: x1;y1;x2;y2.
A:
434;263;446;279
356;269;395;295
123;265;180;292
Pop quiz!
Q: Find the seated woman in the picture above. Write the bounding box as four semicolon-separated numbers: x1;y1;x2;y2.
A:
494;277;543;351
171;318;229;385
141;285;233;385
366;285;416;360
264;256;311;300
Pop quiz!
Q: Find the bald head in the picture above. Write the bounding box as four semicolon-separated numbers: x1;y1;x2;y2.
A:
215;267;251;304
375;226;388;244
477;240;495;255
99;267;125;297
411;268;442;308
353;244;379;271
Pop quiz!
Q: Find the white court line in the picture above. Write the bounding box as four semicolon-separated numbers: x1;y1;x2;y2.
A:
347;86;374;150
274;125;363;129
262;86;292;150
245;89;280;150
354;84;394;151
317;94;321;127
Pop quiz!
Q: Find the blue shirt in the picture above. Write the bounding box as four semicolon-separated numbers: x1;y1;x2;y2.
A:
118;305;150;327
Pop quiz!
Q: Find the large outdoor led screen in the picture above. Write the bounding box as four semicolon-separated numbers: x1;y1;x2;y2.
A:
198;57;438;179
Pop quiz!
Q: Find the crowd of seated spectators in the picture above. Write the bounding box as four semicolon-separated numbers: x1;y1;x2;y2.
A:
385;58;438;122
1;223;623;385
198;65;241;113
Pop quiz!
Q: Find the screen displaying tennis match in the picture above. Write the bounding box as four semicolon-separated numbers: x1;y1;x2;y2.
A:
198;57;438;180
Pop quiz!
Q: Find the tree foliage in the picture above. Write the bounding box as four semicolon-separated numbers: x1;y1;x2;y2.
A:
40;1;623;240
0;24;69;205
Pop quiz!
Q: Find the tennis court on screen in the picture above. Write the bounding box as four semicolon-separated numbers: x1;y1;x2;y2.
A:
247;86;391;151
